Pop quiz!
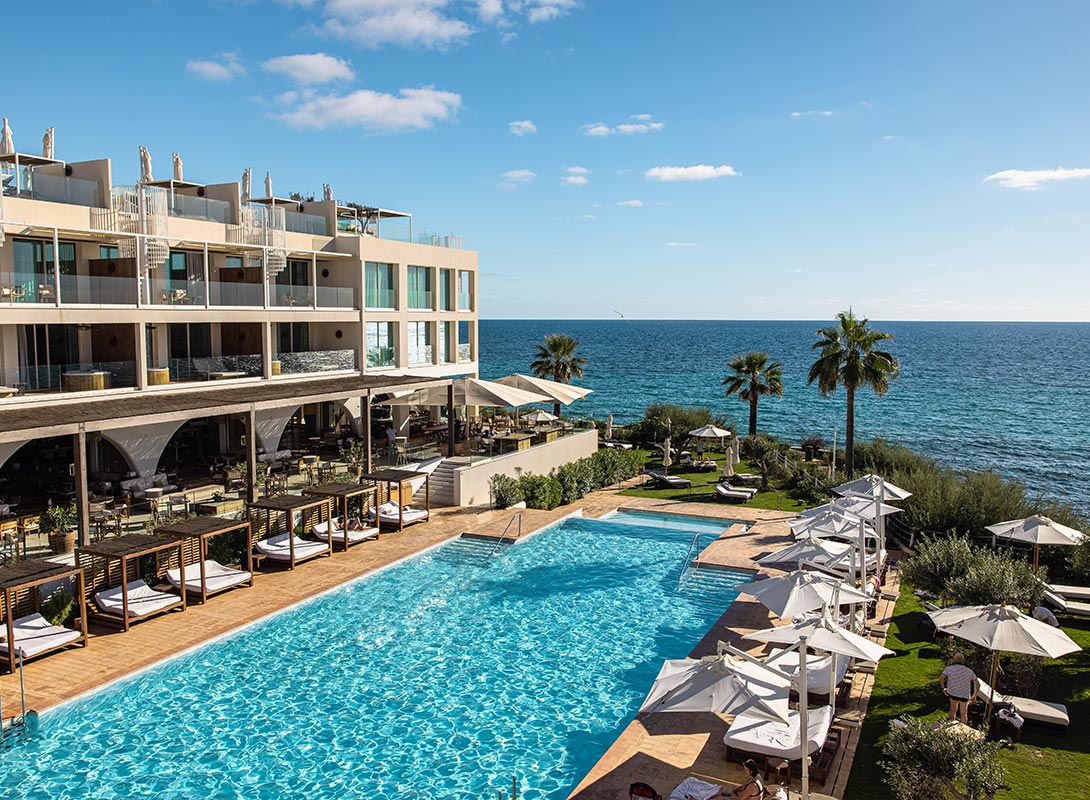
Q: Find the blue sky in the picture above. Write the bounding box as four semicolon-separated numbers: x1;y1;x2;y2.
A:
5;0;1090;320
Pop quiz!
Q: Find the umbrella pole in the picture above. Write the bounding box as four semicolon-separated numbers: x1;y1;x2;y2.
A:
799;634;810;800
1034;543;1039;572
985;649;999;728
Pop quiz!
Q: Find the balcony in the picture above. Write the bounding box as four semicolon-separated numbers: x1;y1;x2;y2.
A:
2;170;100;208
273;285;314;308
408;290;433;310
366;346;397;369
0;275;55;304
60;275;138;305
210;280;264;307
316;285;358;308
457;293;472;312
415;230;463;249
167;194;233;224
275;349;358;375
284;211;329;236
458;343;472;363
408;345;434;366
365;288;397;310
0;361;138;395
150;278;208;307
155;356;263;384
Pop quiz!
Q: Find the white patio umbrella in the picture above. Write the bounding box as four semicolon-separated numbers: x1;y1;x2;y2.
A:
928;603;1081;720
731;437;741;465
605;414;613;441
494;373;592;405
639;654;791;722
661;435;673;475
744;619;894;799
736;570;871;619
523;409;558;424
834;474;913;501
801;496;902;523
756;539;851;569
790;509;876;541
987;515;1086;570
689;424;731;456
376;377;552;408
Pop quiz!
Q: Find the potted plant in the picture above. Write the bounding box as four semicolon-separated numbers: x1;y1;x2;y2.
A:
46;502;78;555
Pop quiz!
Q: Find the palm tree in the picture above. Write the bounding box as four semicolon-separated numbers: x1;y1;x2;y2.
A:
722;352;785;437
807;310;900;477
530;334;587;417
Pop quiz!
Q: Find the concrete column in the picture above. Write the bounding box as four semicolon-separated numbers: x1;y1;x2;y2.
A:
73;427;90;546
134;322;148;390
447;383;456;458
364;394;372;473
245;409;258;503
262;322;273;380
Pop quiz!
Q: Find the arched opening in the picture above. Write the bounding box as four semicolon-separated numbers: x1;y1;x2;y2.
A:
0;434;132;512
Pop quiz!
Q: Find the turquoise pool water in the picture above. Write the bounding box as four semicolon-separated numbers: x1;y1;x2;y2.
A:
4;515;751;799
606;508;747;535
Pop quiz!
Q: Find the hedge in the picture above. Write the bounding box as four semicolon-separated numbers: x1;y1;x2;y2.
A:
489;448;644;510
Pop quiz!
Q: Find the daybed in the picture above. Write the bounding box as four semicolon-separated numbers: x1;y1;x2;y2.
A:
166;559;253;596
255;532;331;564
976;678;1069;730
715;483;757;502
764;647;850;697
313;517;380;546
1050;584;1090;602
723;705;835;762
368;501;429;528
94;579;183;620
0;613;82;661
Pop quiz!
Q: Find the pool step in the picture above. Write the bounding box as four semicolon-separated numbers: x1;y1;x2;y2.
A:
676;566;751;609
434;534;513;565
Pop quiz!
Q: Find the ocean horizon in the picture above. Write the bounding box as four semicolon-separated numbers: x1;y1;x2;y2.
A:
479;319;1090;510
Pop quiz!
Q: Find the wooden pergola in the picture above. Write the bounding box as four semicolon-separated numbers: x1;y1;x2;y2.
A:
0;560;88;673
247;494;333;569
156;516;254;604
76;534;187;632
359;468;431;531
302;482;380;551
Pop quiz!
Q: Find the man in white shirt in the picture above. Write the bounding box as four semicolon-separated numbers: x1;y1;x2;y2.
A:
940;652;979;723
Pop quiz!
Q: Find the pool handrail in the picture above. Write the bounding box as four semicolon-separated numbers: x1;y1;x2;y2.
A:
677;532;703;586
490;511;523;557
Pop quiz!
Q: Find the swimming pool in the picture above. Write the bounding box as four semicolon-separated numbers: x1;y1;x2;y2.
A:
4;514;752;799
604;508;748;535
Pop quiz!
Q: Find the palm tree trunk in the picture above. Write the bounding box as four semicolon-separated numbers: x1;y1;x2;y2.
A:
553;401;561;418
748;396;758;437
845;384;856;477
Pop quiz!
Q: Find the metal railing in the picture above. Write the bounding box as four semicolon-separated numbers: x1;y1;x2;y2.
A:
489;511;523;556
168;193;233;224
0;652;36;750
677;532;703;586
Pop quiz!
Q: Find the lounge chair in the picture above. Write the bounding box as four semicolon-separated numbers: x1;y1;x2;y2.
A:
367;501;429;528
0;613;82;661
723;705;836;780
313;517;380;546
715;483;756;503
255;531;330;564
1050;584;1090;602
1042;589;1090;618
93;579;182;620
166;559;252;596
646;471;692;490
976;678;1069;731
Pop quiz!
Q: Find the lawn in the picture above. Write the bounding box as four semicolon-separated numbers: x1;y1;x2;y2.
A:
619;450;820;512
843;590;1090;799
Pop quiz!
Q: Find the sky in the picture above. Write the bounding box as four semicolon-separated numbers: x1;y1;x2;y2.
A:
4;0;1090;321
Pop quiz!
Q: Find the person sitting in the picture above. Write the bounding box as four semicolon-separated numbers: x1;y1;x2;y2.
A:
940;652;979;723
720;759;763;799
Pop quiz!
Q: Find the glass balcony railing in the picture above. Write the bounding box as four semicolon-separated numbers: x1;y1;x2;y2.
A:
457;292;472;311
366;347;397;368
0;361;138;395
273;285;314;307
168;194;233;224
2;171;101;208
0;275;55;304
408;345;434;366
285;211;329;235
316;285;358;308
275;349;358;375
365;289;397;309
408;291;433;310
210;280;264;307
153;356;263;384
149;278;208;306
59;275;138;305
458;343;472;362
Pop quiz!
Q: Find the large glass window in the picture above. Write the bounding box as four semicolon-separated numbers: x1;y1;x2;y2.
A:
457;320;472;362
438;268;452;311
457;270;473;311
165;251;202;288
365;262;396;309
407;266;433;309
277;322;310;353
12;238;75;302
407;321;433;365
438;321;451;363
99;245;120;259
365;322;396;367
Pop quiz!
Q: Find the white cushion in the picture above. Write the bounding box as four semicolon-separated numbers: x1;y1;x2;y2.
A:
166;559;251;594
255;532;329;562
94;580;180;618
0;613;81;658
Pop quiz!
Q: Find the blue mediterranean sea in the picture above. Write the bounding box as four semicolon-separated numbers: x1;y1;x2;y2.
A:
479;320;1090;510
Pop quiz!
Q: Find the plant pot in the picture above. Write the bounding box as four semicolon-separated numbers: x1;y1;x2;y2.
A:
49;529;77;555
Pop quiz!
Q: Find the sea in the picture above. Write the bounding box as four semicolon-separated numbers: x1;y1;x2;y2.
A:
478;320;1090;511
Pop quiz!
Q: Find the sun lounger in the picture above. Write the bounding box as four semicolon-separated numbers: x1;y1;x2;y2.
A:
166;559;252;596
94;579;182;619
0;613;82;660
715;483;757;503
765;647;850;695
976;679;1069;730
1042;590;1090;617
723;705;835;762
367;501;429;528
646;471;691;489
1050;584;1090;602
313;517;380;546
255;532;330;563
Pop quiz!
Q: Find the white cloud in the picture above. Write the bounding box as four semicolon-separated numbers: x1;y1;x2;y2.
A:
644;164;739;182
263;53;354;84
983;167;1090;190
319;0;475;49
562;175;587;186
617;199;643;207
882;134;895;140
579;214;596;220
665;241;698;247
583;115;665;136
527;0;579;23
275;85;462;132
791;110;835;118
501;169;537;183
185;52;245;81
566;166;589;174
477;0;503;23
508;119;538;136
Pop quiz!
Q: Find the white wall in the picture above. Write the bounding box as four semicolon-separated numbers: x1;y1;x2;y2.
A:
454;429;598;507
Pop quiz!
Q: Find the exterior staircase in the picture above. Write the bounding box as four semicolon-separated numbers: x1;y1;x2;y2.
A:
428;459;460;507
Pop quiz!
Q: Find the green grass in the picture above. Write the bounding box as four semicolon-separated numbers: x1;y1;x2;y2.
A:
844;590;1090;799
619;451;818;512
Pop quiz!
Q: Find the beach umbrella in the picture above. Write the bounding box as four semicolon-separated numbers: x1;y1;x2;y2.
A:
801;496;902;523
756;539;850;569
494;374;592;406
690;423;731;457
605;414;613;441
928;603;1081;720
731;437;741;465
834;474;913;501
736;569;871;619
986;515;1086;570
790;509;876;541
639;654;791;722
722;458;735;479
744;619;894;799
661;436;673;475
523;409;558;424
376;377;551;409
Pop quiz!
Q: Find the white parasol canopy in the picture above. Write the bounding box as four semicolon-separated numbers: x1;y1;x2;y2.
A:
736;570;871;619
661;436;673;472
834;474;912;501
494;373;592;405
639;655;791;722
744;618;894;664
791;509;877;541
689;424;732;439
756;539;851;569
801;496;902;523
523;409;558;423
376;377;551;409
605;414;613;441
987;515;1086;569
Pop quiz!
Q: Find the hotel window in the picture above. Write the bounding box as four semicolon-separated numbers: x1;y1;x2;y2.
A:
457;270;473;311
277;322;310;353
165;250;202;290
407;321;433;365
13;238;75;302
438;321;452;363
457;320;472;362
365;322;396;367
275;259;311;306
99;245;120;259
407;266;433;309
438;268;452;311
365;262;397;309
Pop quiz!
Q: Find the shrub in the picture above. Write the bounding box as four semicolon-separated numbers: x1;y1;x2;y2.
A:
556;460;595;505
41;589;76;626
881;716;1006;800
489;473;523;510
627;402;734;450
518;473;562;510
951;547;1044;609
901;536;975;603
740;434;788;489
